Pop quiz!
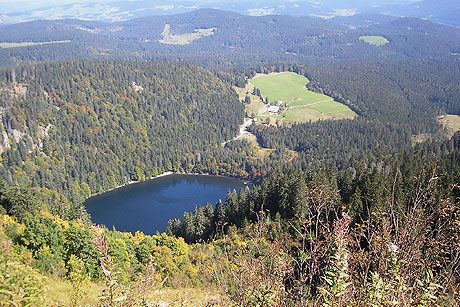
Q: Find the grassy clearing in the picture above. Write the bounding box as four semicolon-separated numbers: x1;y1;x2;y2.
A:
439;114;460;137
249;72;356;124
159;24;216;45
240;132;291;160
413;114;460;144
412;133;432;144
250;72;328;107
241;132;258;144
161;23;171;37
280;105;353;123
257;147;275;158
0;40;71;48
240;133;272;158
233;84;267;116
45;278;103;306
359;36;389;46
150;287;227;306
45;278;225;306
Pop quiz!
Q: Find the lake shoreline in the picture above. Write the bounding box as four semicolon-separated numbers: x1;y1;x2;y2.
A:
85;171;250;234
87;171;252;200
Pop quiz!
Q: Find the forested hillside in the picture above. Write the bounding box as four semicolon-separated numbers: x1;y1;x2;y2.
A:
0;61;244;217
166;131;460;306
0;8;459;303
1;58;459;218
1;131;459;305
248;59;460;132
171;132;460;242
238;59;460;172
1;9;460;68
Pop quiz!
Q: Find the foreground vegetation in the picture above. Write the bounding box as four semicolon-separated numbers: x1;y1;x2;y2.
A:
1;59;460;305
0;210;226;306
170;132;460;305
1;132;460;305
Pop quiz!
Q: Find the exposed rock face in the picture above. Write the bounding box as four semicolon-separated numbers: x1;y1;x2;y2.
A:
0;124;53;155
12;83;27;97
0;131;10;154
11;129;24;143
0;83;27;99
131;82;144;92
38;124;52;139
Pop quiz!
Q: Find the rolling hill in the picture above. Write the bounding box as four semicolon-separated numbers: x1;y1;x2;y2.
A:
370;0;460;27
0;60;245;216
0;9;459;68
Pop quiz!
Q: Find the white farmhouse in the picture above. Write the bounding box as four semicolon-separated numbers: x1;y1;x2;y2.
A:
268;106;280;114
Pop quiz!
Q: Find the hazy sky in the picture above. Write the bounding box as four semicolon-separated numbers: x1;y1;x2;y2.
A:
0;0;232;7
0;0;247;14
1;0;113;11
0;0;419;14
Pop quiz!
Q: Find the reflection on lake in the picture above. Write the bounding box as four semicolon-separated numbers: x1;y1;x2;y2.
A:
85;174;248;234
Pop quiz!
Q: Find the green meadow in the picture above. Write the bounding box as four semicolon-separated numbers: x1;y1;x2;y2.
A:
359;36;389;46
439;114;460;137
0;40;71;48
249;72;357;124
161;23;171;37
159;24;216;45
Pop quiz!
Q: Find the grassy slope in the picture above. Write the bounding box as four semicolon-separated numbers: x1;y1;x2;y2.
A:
233;84;267;116
161;24;171;37
359;36;389;46
413;114;460;144
440;114;460;137
0;41;70;48
159;24;216;45
249;72;357;124
46;279;224;306
45;278;103;306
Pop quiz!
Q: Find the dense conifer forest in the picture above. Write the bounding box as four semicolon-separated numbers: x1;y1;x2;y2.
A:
0;61;247;217
0;7;460;307
166;133;460;305
1;132;459;305
1;9;460;68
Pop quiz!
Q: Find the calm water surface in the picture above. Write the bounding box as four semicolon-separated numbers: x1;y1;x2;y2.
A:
85;174;248;234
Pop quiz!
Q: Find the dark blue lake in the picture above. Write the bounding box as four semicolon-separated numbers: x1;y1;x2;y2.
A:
85;174;248;234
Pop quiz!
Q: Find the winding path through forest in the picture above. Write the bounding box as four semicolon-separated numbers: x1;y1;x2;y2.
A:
222;119;254;146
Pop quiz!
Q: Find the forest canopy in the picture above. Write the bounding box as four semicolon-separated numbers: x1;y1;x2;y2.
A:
0;60;244;217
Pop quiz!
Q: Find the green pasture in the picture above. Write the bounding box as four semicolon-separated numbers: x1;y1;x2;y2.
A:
359;36;389;46
0;40;71;48
249;72;357;124
414;114;460;144
439;114;460;137
233;84;267;117
159;24;216;45
161;24;171;37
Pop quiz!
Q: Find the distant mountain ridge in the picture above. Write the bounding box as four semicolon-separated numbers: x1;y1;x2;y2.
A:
0;9;459;68
1;0;458;27
369;0;460;27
